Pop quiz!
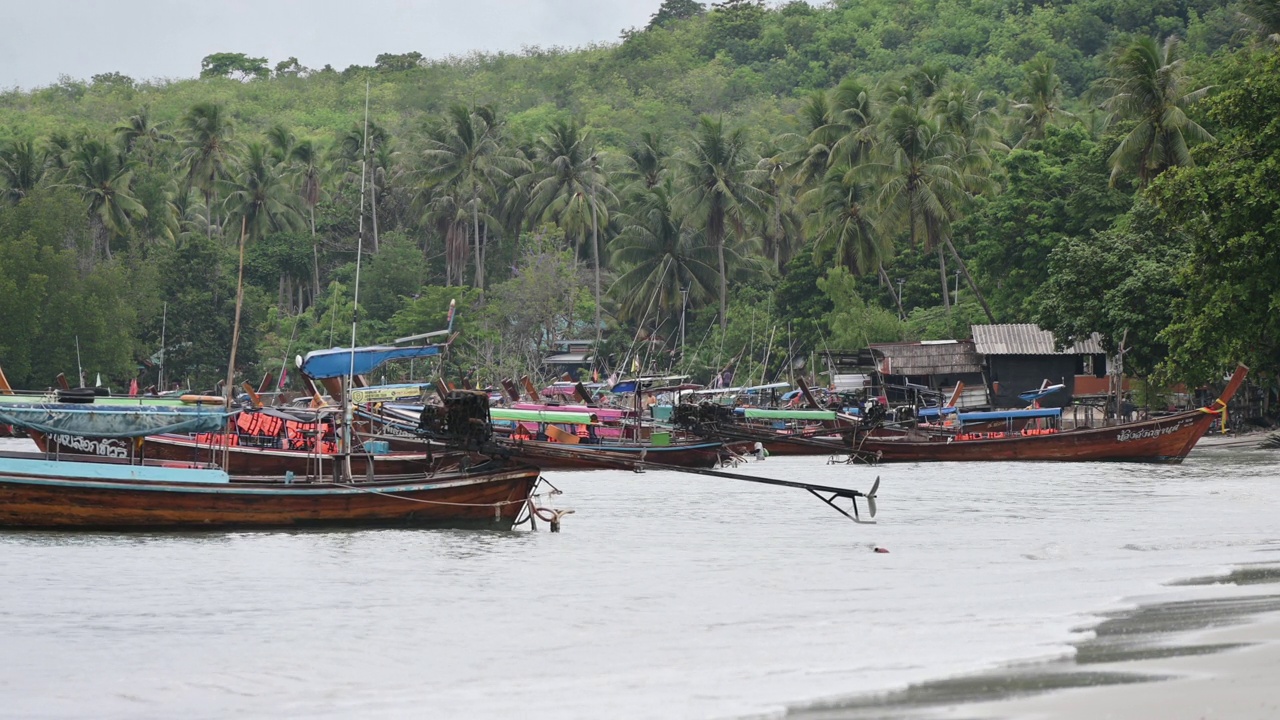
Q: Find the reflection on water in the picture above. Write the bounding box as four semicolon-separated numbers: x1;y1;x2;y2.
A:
1;436;1279;719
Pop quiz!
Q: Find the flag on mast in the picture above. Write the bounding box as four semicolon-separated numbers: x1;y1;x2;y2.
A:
446;299;457;332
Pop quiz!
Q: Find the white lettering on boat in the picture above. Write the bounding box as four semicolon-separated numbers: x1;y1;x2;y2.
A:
1115;418;1194;443
51;434;129;458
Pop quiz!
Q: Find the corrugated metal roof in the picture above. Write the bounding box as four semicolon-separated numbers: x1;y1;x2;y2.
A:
971;324;1104;355
867;340;984;375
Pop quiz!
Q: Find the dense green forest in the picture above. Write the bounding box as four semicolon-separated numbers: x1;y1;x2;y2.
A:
1;0;1277;395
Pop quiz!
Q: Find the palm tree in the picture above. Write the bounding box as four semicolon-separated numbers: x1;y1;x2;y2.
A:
0;138;45;203
62;137;148;260
421;189;471;287
1011;57;1074;147
265;125;295;166
678;116;764;330
223;142;303;244
624;130;668;191
1097;35;1213;186
863;104;993;319
288;138;325;297
1239;0;1280;43
114;108;173;167
751;142;802;272
610;180;721;328
801;164;891;277
224;142;304;313
339;120;393;253
179;102;234;238
420;105;520;291
526;119;615;331
825;77;879;170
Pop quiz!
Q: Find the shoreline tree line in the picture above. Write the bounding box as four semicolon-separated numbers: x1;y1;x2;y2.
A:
1;0;1277;400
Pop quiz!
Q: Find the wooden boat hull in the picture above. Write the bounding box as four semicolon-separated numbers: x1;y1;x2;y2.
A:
860;409;1217;463
27;431;445;478
495;438;725;470
0;462;541;530
760;435;850;456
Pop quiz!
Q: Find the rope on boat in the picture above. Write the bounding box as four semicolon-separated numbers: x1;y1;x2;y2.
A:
318;481;554;509
321;479;573;531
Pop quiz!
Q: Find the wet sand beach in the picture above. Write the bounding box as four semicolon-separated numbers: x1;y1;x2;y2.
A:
788;563;1280;720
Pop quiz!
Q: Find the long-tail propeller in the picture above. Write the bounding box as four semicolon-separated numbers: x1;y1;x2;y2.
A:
809;475;879;524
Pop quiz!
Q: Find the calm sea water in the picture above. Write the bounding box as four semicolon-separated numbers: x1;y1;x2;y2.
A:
1;437;1277;719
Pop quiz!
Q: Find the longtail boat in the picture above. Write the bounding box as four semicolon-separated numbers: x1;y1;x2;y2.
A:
359;402;729;469
0;393;547;531
854;365;1248;463
0;451;541;531
23;405;460;478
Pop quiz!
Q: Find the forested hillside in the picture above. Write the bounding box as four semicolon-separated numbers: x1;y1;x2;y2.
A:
1;0;1276;395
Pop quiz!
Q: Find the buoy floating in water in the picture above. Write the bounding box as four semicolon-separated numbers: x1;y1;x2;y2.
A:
873;547;890;554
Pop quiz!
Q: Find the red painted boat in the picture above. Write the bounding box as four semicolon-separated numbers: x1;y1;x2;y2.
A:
856;365;1248;463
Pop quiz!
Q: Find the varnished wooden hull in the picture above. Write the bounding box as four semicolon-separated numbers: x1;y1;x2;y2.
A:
28;431;445;478
0;462;541;530
860;409;1217;463
494;438;725;470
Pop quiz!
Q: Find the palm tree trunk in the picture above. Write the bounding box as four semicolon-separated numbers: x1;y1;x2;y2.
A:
879;263;904;318
310;205;321;300
591;192;602;338
945;238;996;323
937;245;951;313
370;171;380;254
472;200;483;292
225;217;248;408
717;237;728;331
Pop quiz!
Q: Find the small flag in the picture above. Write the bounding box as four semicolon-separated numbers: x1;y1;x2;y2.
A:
94;373;102;387
278;368;288;390
128;378;138;397
446;299;457;330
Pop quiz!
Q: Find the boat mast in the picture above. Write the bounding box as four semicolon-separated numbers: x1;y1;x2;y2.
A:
159;302;167;392
75;336;84;388
342;79;372;481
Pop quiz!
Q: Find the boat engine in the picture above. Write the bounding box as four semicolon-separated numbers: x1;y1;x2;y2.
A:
672;402;735;431
418;390;492;449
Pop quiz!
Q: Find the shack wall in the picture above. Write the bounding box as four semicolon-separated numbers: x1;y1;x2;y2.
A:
987;356;1076;408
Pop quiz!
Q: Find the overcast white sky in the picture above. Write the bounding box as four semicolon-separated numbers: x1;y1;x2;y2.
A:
0;0;670;89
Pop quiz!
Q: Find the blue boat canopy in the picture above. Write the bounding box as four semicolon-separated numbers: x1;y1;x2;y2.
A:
917;406;959;418
956;408;1063;422
0;403;234;438
300;344;446;380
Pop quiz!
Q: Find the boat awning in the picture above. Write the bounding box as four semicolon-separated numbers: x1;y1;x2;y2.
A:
350;383;433;403
610;376;692;394
917;406;959;419
956;408;1063;422
740;408;838;421
489;408;598;425
299;344;446;380
0;403;235;438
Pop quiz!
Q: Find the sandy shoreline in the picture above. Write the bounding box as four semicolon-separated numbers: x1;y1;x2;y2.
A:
951;612;1280;720
786;563;1280;720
